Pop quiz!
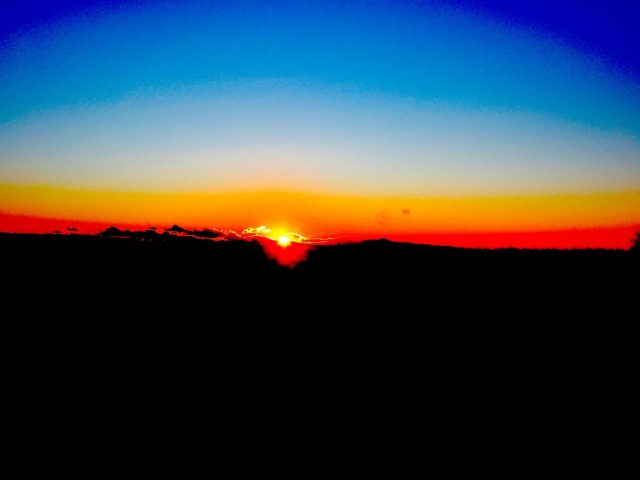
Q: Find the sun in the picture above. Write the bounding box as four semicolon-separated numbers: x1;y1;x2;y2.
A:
240;226;314;266
277;235;292;248
242;225;308;249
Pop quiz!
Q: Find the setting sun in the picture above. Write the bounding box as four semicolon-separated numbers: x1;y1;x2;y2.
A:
277;235;292;248
244;227;312;267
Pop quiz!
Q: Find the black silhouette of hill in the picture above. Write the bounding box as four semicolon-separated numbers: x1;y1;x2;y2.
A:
2;229;636;391
2;230;636;303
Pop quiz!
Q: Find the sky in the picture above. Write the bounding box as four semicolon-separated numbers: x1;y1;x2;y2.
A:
0;0;639;247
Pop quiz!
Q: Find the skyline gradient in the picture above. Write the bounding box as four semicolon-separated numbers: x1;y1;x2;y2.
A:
1;0;639;247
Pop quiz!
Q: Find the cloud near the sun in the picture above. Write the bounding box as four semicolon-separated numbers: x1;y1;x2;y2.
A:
242;226;272;236
241;225;308;243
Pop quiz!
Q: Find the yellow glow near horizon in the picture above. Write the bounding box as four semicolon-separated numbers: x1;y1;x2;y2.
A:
0;183;638;236
277;235;292;247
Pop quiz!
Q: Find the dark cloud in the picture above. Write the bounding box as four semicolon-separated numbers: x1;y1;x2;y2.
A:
66;227;79;231
100;226;125;237
165;225;222;239
189;229;221;239
100;226;160;240
100;225;223;241
401;209;411;215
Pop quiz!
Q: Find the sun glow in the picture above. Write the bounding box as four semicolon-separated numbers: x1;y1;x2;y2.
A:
235;225;311;266
241;225;309;245
277;235;292;247
238;225;313;266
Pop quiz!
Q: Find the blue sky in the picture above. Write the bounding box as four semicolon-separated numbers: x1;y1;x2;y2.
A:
0;0;638;194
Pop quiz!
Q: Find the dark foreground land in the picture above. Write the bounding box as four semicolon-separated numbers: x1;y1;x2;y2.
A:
3;230;636;357
2;232;636;401
2;232;636;303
